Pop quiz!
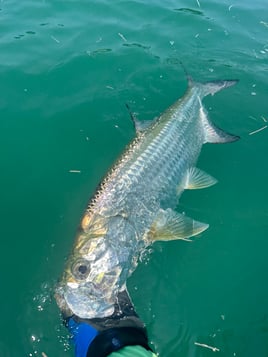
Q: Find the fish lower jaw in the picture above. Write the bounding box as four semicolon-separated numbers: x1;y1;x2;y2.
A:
55;289;116;318
70;301;115;319
54;291;73;319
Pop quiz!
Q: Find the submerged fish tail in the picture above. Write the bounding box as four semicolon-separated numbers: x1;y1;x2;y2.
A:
191;79;240;144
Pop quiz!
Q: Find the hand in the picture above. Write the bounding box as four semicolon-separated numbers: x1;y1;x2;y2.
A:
65;290;152;357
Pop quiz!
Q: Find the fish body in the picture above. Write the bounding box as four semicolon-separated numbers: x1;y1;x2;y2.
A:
55;78;239;319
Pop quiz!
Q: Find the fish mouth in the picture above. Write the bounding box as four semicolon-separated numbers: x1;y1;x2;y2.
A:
55;281;115;319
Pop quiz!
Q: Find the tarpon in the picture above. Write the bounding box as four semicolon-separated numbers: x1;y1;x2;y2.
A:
55;77;239;319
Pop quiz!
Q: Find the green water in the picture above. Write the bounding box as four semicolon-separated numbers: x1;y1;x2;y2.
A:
1;0;268;356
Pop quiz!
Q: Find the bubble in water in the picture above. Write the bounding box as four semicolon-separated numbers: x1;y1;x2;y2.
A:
32;282;53;312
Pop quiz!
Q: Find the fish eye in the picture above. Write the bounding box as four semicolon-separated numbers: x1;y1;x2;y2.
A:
78;265;87;274
71;259;90;281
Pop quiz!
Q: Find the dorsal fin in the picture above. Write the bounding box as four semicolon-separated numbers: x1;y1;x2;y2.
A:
179;61;194;88
125;103;157;133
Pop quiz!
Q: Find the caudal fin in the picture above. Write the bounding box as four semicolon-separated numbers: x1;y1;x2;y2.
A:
198;94;240;144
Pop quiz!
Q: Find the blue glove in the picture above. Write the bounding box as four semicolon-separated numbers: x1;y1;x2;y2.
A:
65;290;153;357
67;317;98;357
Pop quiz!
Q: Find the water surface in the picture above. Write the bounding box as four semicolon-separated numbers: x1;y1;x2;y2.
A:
0;1;267;356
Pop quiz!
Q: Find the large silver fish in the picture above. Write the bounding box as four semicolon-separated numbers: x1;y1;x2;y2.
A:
55;77;239;319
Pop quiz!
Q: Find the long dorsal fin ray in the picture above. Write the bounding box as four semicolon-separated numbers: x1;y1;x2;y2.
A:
125;103;157;133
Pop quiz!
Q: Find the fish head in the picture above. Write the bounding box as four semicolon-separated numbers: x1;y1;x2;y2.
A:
55;230;122;319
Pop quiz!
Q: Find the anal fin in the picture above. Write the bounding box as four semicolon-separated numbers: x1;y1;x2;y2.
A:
184;167;217;189
148;208;209;241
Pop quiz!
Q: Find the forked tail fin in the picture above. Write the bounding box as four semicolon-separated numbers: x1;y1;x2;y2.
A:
196;82;240;143
181;64;240;143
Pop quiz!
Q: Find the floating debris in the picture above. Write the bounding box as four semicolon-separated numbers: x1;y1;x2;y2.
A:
42;353;48;357
51;35;60;43
69;170;81;173
195;342;220;352
260;21;268;28
249;125;267;135
118;32;127;42
249;115;258;121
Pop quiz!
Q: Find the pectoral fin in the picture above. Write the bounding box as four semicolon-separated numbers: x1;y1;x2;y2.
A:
148;208;209;241
184;167;217;189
